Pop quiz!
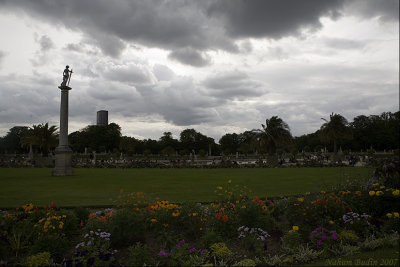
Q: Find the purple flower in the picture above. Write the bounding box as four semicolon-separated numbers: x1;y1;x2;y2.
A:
0;260;7;265
86;257;95;266
188;248;196;254
176;239;185;247
159;249;169;258
321;234;327;240
317;240;323;246
331;233;338;240
200;249;207;254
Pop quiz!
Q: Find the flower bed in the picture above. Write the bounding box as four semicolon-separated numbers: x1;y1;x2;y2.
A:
1;180;399;266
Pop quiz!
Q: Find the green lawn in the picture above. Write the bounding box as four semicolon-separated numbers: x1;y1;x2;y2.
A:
0;167;372;208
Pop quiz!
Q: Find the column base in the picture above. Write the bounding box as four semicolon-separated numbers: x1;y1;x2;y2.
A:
52;146;74;176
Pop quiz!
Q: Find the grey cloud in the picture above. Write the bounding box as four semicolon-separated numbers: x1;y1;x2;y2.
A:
153;64;175;81
1;0;351;59
344;0;399;22
0;50;5;67
206;0;344;39
100;63;155;85
203;71;266;99
36;35;54;52
323;38;365;50
168;48;211;67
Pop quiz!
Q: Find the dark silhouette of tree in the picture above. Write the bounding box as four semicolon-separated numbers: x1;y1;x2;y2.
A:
0;126;30;154
258;116;293;154
320;113;352;154
21;123;58;157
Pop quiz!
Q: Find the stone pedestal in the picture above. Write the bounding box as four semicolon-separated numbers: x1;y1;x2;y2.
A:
52;85;74;176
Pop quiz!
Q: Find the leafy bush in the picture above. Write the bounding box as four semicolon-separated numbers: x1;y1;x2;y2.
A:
108;208;145;247
25;251;51;267
128;242;153;266
30;235;69;262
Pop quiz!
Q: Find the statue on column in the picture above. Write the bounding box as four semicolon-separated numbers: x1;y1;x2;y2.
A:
61;65;73;86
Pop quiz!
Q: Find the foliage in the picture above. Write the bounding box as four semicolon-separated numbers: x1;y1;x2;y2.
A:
24;251;51;267
30;234;69;262
319;112;352;154
258;116;293;154
108;208;145;247
128;242;153;266
210;242;232;260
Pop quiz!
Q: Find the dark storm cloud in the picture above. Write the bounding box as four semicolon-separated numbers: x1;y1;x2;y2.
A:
203;71;265;99
168;48;211;67
344;0;399;22
206;0;344;39
1;0;348;64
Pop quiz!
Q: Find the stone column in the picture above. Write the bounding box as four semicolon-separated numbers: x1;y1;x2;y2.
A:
52;85;74;176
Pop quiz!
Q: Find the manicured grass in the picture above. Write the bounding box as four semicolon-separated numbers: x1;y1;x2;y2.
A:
306;247;399;266
0;167;372;208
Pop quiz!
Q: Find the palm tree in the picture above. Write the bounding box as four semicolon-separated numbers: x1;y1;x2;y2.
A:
257;116;293;154
21;123;58;157
320;113;352;154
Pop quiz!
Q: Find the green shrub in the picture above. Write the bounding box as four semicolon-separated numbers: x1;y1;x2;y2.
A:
109;208;145;247
25;251;51;267
73;207;90;224
200;230;222;248
338;230;359;245
30;235;69;262
210;242;232;260
233;258;256;266
281;230;302;249
128;242;152;266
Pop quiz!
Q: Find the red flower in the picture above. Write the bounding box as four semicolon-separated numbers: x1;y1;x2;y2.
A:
216;212;222;219
222;215;229;222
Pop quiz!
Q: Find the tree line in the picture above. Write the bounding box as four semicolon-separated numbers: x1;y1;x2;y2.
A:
0;111;398;156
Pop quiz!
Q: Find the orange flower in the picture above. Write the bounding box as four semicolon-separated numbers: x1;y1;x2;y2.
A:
98;216;107;223
89;213;96;219
222;215;229;222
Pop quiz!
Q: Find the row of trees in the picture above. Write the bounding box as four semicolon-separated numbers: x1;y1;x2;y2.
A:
0;111;398;157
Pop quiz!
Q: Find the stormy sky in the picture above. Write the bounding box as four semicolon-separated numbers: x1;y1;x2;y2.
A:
0;0;398;140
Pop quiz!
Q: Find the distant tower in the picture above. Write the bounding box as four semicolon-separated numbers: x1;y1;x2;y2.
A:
97;110;108;126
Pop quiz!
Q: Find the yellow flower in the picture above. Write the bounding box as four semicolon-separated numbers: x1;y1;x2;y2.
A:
217;186;223;190
393;212;399;218
369;191;375;196
297;197;304;202
329;220;334;225
163;224;168;227
373;183;379;187
320;191;326;194
376;191;384;196
228;179;232;184
262;205;268;211
380;185;385;189
305;192;310;195
192;213;198;217
151;218;157;222
172;211;180;217
200;227;203;231
386;213;393;218
241;205;246;209
392;189;400;197
292;225;299;231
